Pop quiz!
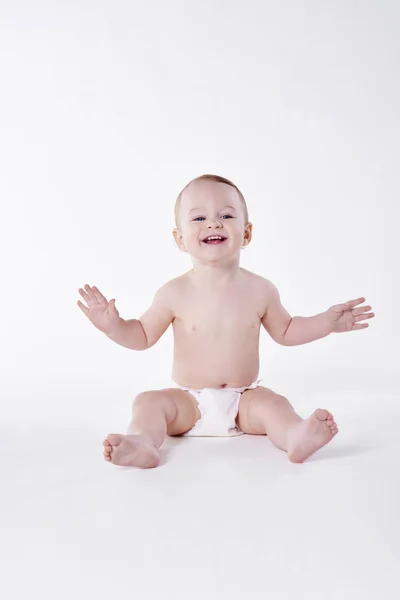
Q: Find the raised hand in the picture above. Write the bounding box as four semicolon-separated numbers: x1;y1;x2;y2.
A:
326;297;375;333
77;284;121;335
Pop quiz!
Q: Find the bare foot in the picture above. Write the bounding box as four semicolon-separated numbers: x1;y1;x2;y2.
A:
287;409;339;463
103;433;160;468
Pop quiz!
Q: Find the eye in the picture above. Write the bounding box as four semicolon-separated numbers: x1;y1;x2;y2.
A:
192;215;234;221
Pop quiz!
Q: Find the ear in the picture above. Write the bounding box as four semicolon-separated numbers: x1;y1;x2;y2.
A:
242;222;253;247
172;228;186;251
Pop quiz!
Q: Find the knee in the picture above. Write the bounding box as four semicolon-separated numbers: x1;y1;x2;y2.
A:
133;390;163;409
132;390;175;420
252;392;289;412
268;393;289;406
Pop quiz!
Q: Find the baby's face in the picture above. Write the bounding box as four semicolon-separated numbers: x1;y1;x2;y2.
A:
173;180;252;261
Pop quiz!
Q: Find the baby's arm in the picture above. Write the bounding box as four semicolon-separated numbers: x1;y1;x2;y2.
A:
107;282;174;350
136;282;175;348
261;281;331;346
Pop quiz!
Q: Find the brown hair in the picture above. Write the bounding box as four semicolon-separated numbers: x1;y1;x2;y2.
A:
174;174;249;228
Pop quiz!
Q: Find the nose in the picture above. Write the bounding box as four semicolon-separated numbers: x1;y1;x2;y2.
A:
207;219;222;228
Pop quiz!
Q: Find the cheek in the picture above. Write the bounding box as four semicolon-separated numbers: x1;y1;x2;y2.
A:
230;224;245;238
181;227;200;245
186;225;202;238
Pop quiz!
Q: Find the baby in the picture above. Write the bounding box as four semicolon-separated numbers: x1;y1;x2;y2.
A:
77;174;374;468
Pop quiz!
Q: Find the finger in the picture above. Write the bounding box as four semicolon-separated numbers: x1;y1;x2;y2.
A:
344;297;365;310
109;299;118;313
352;323;369;330
92;286;108;304
84;284;99;304
351;305;371;316
77;300;89;316
78;287;91;303
354;312;374;322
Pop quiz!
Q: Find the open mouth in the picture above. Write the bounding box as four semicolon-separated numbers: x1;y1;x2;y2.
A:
202;235;227;244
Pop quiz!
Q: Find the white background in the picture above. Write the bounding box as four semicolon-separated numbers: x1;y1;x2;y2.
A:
1;0;398;429
1;2;399;598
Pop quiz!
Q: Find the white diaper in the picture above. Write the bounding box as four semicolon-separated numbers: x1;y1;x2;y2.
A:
174;379;263;437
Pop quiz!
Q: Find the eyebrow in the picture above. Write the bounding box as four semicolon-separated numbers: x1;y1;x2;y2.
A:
188;205;237;214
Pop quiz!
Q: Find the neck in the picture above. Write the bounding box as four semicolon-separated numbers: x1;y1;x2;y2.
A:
189;256;241;287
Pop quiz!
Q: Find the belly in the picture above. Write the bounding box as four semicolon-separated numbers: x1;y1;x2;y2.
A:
172;329;261;389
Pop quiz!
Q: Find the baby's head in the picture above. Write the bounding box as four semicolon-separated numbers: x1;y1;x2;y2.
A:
173;174;252;261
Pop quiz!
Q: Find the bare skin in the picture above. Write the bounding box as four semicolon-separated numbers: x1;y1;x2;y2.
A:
78;179;374;467
103;434;160;468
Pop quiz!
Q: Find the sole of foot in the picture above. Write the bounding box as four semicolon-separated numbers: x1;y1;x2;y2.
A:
103;433;160;469
287;409;339;463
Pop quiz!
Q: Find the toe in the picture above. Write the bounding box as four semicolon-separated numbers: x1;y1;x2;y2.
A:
315;409;329;421
106;433;122;446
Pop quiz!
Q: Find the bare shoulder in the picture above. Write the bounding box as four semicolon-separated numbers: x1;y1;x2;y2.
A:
240;269;280;313
166;273;193;292
152;274;188;310
240;268;277;294
156;276;181;292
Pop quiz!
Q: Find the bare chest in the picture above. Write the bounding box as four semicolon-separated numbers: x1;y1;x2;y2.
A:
173;287;263;338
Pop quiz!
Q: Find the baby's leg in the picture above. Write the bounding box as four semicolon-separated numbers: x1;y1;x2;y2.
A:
237;386;338;463
103;389;200;468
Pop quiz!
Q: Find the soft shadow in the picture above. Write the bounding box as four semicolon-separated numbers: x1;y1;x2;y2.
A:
306;443;371;462
157;435;184;466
